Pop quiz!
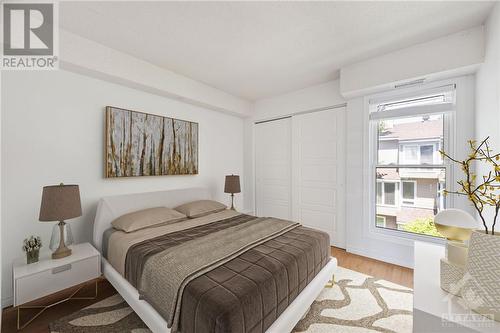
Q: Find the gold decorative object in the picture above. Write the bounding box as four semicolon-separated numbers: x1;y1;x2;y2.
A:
434;224;473;241
434;208;475;294
324;274;335;288
446;241;468;266
434;209;477;272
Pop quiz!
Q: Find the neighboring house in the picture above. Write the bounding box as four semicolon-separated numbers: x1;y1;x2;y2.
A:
376;118;445;230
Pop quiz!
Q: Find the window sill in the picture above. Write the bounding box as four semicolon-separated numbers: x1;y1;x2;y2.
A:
371;225;446;246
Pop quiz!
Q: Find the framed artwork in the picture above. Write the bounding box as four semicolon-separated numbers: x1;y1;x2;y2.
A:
105;106;198;177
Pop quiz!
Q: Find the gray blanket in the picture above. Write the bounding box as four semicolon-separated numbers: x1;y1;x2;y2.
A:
131;215;300;331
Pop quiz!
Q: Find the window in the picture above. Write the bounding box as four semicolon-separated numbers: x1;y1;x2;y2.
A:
376;181;399;206
401;180;416;205
376;216;386;227
400;143;438;164
384;182;396;206
420;145;434;164
370;86;453;238
402;145;418;164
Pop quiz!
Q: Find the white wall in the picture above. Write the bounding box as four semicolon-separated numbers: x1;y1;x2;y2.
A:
1;70;245;307
340;26;484;98
475;3;500;229
253;80;345;120
345;97;414;264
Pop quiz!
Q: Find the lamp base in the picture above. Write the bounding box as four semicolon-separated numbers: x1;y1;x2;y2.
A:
446;240;468;266
52;246;72;259
51;221;72;259
230;193;236;211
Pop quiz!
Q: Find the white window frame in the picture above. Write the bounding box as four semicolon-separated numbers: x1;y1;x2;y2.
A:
365;80;457;244
401;180;417;206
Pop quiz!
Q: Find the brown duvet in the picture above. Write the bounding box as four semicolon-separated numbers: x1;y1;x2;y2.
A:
108;212;330;333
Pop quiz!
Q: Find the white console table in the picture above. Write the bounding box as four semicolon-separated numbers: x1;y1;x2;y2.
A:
414;241;500;333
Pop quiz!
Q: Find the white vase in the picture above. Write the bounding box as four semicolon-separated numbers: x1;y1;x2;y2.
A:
461;230;500;321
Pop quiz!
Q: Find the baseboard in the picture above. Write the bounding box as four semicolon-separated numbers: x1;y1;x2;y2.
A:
346;246;414;269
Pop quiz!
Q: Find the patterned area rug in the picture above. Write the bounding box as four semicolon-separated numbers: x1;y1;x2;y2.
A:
49;293;149;333
49;267;412;333
293;267;413;333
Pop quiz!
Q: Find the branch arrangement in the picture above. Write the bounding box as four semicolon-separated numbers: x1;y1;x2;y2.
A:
440;137;500;235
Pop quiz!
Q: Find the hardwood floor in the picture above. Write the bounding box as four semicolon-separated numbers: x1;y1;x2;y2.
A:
1;278;116;333
331;247;414;288
1;247;413;333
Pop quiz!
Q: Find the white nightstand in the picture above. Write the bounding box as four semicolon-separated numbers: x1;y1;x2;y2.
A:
13;242;101;329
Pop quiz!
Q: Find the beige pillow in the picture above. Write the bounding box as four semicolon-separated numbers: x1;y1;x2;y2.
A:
111;207;186;232
174;200;227;218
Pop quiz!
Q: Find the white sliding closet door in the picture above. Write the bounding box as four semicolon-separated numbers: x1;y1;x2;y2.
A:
255;118;292;219
292;108;346;247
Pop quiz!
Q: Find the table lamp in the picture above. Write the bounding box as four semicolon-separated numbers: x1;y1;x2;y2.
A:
224;175;240;210
39;184;82;259
434;209;478;295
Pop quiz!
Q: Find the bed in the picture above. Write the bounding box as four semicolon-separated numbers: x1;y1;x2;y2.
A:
93;187;337;333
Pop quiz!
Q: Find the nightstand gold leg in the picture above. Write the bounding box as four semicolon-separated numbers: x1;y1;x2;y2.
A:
324;273;335;288
17;279;98;330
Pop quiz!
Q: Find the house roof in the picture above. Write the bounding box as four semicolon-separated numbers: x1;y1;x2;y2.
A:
376;168;400;180
377;168;445;181
380;119;443;141
377;206;435;223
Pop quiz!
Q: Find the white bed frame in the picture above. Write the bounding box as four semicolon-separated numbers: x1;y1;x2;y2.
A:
93;187;337;333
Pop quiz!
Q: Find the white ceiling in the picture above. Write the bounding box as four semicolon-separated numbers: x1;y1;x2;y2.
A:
60;1;495;101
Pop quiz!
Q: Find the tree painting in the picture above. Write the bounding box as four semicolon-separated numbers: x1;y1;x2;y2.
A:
105;106;198;177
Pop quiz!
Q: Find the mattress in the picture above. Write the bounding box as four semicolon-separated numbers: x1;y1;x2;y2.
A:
104;210;330;333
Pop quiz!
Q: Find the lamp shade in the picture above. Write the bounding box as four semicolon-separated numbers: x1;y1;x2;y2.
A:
224;175;241;194
39;184;82;222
